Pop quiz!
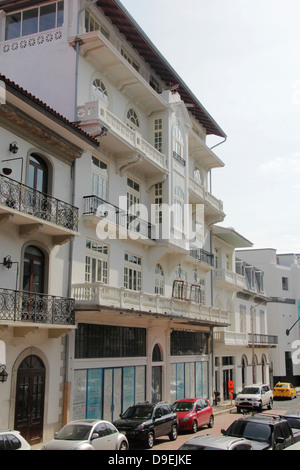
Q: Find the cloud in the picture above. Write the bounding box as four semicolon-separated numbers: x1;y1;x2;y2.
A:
259;153;300;174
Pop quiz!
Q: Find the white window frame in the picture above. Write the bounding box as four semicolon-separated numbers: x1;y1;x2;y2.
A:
154;118;163;153
155;264;164;295
91;156;108;201
85;239;109;284
124;252;142;291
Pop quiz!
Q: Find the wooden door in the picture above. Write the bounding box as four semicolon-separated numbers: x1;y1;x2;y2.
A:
14;355;45;446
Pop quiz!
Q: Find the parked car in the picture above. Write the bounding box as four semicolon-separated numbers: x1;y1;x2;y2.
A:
0;430;31;450
273;383;297;400
113;401;178;448
222;414;299;450
235;384;273;412
41;420;128;450
284;412;300;437
178;434;253;451
172;398;214;433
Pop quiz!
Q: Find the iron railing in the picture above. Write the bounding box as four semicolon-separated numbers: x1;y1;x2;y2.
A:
0;288;75;325
189;248;214;266
0;174;79;231
83;195;157;240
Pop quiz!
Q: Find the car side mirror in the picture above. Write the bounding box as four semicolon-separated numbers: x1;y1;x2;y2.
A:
91;432;100;440
275;436;285;444
221;429;226;436
154;412;162;420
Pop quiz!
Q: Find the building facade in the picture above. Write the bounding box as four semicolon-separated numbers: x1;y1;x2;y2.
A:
238;249;300;386
0;0;273;445
0;74;97;445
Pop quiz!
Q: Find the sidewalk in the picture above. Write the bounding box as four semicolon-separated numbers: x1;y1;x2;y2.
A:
213;400;236;415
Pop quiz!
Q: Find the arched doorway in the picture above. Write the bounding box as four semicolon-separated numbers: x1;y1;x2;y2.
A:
14;355;46;446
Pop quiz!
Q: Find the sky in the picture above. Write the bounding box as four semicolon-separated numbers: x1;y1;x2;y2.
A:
121;0;300;253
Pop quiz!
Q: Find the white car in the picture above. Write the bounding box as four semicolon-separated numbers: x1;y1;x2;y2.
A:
41;419;128;451
0;430;31;450
235;384;273;413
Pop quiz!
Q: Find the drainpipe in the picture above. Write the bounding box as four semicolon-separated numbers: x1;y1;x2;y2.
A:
74;0;98;121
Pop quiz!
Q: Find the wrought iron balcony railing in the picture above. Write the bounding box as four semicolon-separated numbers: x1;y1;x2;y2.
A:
83;195;157;240
0;288;75;326
0;174;79;232
189;248;214;266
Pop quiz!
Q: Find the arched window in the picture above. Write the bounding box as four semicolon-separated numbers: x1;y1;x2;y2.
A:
154;264;164;295
152;344;163;362
92;78;108;104
28;154;48;194
126;109;140;132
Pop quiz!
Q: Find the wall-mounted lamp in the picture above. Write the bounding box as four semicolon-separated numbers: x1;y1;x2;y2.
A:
2;255;13;269
0;365;8;383
9;141;19;154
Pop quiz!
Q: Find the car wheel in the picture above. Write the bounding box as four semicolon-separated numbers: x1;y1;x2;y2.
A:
119;440;128;450
146;432;154;449
169;424;178;441
191;420;198;433
268;399;273;410
208;415;214;428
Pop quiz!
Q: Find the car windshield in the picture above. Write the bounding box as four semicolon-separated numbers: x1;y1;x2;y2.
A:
240;387;260;395
121;405;153;419
275;384;288;388
55;424;92;441
226;421;271;444
173;402;194;412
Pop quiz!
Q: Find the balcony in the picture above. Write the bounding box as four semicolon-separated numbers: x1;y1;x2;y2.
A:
248;333;278;348
189;248;214;271
72;283;229;328
214;268;246;292
83;195;157;243
77;101;168;177
0;288;76;337
189;177;225;225
0;174;79;245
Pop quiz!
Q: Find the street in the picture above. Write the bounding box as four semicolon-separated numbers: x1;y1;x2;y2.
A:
134;397;300;451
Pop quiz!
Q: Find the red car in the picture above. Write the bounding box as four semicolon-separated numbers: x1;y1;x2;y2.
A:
172;398;214;433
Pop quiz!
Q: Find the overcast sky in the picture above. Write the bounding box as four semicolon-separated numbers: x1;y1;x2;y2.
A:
121;0;300;253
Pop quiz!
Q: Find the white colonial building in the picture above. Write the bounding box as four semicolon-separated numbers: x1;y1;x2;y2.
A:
0;74;97;445
238;249;300;386
0;0;275;447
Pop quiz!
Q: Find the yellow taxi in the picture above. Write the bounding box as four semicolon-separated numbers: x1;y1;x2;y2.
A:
273;382;297;399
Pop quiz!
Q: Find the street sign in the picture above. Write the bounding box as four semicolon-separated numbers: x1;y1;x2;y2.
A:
228;380;234;394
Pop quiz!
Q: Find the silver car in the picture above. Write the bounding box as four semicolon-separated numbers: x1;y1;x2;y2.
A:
0;430;31;450
42;419;128;451
178;434;253;451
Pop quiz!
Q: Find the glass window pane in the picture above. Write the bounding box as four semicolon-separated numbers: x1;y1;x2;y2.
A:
39;3;56;32
22;8;38;37
57;1;64;27
5;13;21;40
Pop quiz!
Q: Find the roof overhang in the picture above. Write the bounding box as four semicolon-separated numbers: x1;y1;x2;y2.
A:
213;226;253;248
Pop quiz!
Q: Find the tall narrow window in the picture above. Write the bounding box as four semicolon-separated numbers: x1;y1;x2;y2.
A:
173;124;185;165
126;109;140;132
85;9;109;38
155;264;164;295
121;48;139;72
174;186;184;231
91;156;108;200
23;246;45;294
28;154;48;194
154;118;163;153
154;183;163;225
124;253;142;291
85;239;108;284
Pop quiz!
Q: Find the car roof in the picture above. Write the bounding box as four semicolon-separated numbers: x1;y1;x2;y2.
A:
184;434;251;449
67;420;111;426
174;398;205;402
241;415;285;424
